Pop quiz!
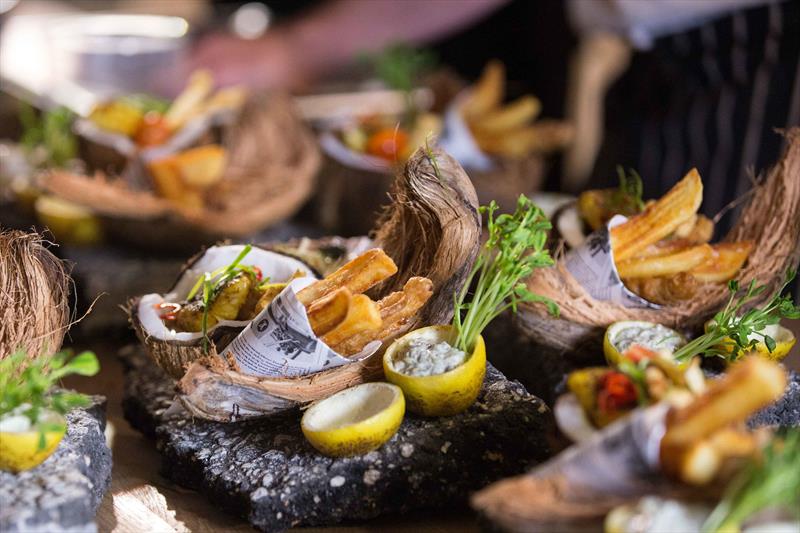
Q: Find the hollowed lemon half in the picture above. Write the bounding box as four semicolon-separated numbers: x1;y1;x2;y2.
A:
35;195;103;246
383;325;486;417
301;382;404;457
710;322;797;362
0;411;66;472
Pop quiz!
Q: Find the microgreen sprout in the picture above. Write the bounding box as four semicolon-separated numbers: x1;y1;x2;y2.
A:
452;195;558;352
702;429;800;532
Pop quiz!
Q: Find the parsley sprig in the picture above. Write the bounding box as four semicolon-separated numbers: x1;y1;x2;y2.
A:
674;270;800;363
0;350;99;449
452;195;559;352
702;429;800;532
187;245;263;353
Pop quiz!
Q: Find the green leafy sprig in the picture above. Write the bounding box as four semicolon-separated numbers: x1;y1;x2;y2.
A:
187;245;260;353
365;43;436;125
673;270;800;363
452;195;559;352
610;166;645;214
19;104;77;168
702;429;800;532
0;350;100;449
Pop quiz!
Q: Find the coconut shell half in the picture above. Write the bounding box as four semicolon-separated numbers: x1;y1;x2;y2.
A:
518;127;800;355
173;146;481;421
0;230;71;360
129;245;316;379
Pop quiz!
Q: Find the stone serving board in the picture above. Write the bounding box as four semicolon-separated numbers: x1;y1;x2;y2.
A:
121;347;555;531
0;398;112;533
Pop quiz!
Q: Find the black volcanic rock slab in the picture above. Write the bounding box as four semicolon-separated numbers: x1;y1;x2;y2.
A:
121;347;555;532
749;370;800;428
0;398;112;533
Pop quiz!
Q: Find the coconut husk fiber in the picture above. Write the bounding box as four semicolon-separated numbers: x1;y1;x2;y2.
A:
0;230;70;360
316;151;545;235
518;128;800;353
41;94;320;251
132;146;481;421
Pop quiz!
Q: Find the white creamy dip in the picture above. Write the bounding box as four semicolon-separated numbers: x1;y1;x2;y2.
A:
613;324;685;354
393;339;467;377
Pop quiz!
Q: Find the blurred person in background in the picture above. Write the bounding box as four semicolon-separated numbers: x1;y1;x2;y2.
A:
191;1;797;226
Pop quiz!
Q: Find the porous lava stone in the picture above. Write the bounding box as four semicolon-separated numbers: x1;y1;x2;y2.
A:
121;347;554;531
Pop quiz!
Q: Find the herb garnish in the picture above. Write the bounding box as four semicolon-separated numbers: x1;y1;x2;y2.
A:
366;43;436;124
0;350;100;449
452;195;558;352
702;429;800;532
673;270;800;363
19;104;77;169
610;166;645;214
187;245;262;353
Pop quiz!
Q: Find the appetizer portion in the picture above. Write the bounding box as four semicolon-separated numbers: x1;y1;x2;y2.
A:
384;195;557;416
87;70;246;148
460;60;573;158
605;169;753;304
562;346;704;433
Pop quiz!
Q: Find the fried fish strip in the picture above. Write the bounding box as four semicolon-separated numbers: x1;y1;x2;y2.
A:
689;241;753;283
616;244;712;279
320;294;382;347
296;249;398;306
306;287;352;336
332;276;433;356
610;169;703;262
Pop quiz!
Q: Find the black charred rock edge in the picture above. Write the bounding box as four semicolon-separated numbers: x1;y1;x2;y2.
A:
0;397;112;533
121;348;555;532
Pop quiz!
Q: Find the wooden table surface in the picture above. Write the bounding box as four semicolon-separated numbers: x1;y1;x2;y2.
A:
63;320;800;533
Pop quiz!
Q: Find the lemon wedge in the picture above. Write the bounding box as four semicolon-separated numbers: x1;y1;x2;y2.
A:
713;323;797;362
383;325;486;417
604;321;686;366
0;412;66;472
301;382;404;457
35;195;103;246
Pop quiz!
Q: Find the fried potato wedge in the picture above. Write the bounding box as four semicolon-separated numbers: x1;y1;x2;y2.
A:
470;95;541;134
333;276;433;356
461;59;505;119
474;121;574;157
661;358;786;485
320;294;382;348
690;241;753;283
678;214;714;244
631;238;696;260
307;287;352;336
664;357;786;447
623;272;699;305
617;244;712;278
611;169;703;261
165;69;214;130
297;249;398;306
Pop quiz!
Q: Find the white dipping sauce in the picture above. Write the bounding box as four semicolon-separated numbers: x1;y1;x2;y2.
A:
393;339;466;377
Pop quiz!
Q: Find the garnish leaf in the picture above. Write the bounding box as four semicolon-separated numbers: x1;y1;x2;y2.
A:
0;350;99;450
673;270;799;363
452;195;558;352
